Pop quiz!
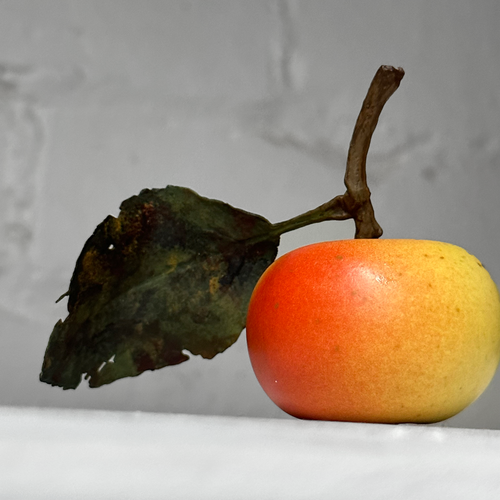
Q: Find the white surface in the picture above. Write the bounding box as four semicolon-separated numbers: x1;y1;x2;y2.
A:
1;406;500;500
1;1;500;428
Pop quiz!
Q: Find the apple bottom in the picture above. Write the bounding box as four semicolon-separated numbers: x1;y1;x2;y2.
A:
249;340;497;424
248;323;499;424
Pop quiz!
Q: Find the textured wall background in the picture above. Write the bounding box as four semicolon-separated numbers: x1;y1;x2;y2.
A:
1;0;499;429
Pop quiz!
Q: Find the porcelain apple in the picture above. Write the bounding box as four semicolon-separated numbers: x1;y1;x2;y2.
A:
246;239;500;423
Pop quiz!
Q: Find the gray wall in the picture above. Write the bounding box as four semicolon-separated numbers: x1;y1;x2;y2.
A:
1;1;500;429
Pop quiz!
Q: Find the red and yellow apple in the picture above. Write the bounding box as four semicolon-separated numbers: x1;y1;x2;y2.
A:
246;239;500;423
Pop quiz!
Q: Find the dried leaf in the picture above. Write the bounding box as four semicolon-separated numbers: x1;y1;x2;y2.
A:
40;186;279;389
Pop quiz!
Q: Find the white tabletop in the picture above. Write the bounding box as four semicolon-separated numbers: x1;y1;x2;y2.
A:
1;405;500;499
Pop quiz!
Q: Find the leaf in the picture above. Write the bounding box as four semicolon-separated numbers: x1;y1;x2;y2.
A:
40;186;280;389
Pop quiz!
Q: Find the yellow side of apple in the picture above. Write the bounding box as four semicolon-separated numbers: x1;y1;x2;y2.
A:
367;240;500;422
246;239;500;423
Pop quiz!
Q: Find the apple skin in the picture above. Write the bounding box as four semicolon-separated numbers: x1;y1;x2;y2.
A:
246;239;500;424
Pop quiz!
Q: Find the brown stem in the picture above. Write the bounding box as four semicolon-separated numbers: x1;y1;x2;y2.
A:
342;65;405;238
269;65;404;240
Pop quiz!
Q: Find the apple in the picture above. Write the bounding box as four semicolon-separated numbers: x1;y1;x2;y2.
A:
246;239;500;423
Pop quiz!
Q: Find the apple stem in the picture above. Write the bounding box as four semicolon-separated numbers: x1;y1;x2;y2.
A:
270;65;405;240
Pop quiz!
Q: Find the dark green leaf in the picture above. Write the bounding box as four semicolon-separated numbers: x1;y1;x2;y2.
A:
40;186;279;389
